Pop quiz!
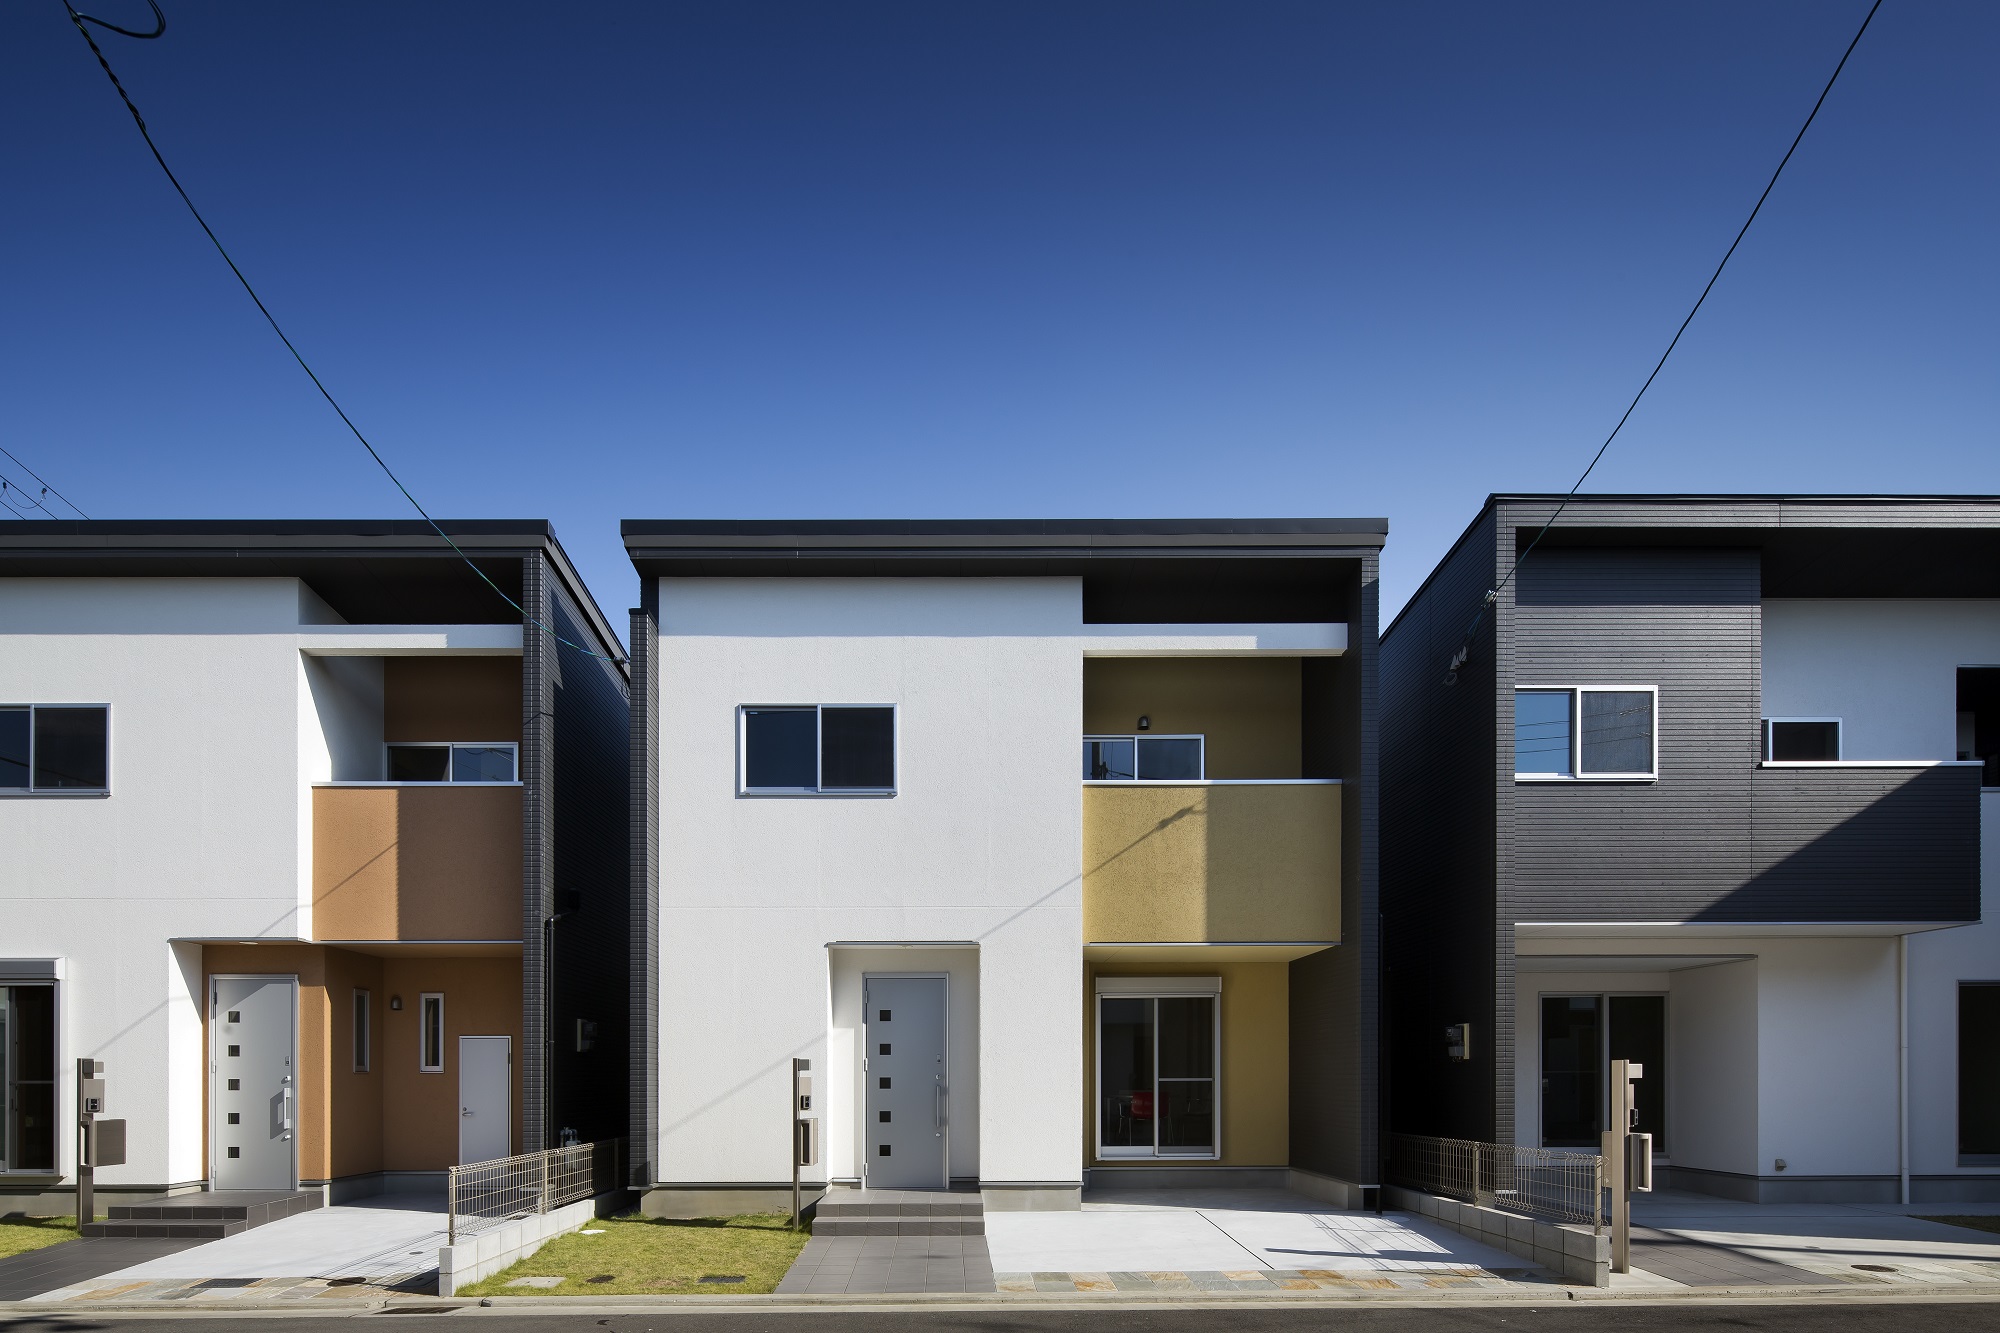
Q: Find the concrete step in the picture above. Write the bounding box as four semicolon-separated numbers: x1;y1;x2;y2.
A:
814;1191;983;1220
93;1188;322;1237
81;1219;245;1240
812;1215;985;1237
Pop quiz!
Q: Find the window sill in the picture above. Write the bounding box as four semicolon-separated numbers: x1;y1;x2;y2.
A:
0;789;109;798
1759;760;1984;769
312;781;524;788
1514;775;1656;784
737;789;896;799
1082;778;1342;787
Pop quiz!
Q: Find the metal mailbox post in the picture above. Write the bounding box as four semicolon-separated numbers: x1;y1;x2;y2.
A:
76;1057;126;1228
1601;1058;1649;1273
791;1058;818;1229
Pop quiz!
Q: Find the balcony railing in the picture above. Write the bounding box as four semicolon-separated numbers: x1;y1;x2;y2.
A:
1082;781;1340;943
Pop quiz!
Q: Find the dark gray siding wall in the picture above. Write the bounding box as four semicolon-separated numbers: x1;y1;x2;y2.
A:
1379;513;1500;1141
1291;552;1380;1185
547;584;632;1148
521;556;554;1149
1506;545;1763;921
628;600;660;1187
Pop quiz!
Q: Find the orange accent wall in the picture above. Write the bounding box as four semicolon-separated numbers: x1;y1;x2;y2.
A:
379;957;524;1171
384;657;521;742
312;786;523;941
203;947;522;1184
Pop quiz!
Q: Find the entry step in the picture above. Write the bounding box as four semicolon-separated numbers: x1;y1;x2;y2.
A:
82;1188;321;1239
813;1187;983;1236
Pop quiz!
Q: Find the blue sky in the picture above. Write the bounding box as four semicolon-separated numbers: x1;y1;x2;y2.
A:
3;1;1993;631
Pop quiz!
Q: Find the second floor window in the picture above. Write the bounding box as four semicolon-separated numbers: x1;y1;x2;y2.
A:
0;705;109;794
386;743;517;783
1762;718;1841;763
740;705;895;794
1515;687;1656;780
1084;735;1204;781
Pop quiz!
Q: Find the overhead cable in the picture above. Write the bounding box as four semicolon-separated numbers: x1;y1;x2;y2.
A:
1444;0;1885;684
57;0;625;665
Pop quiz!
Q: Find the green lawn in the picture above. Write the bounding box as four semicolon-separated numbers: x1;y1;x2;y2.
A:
0;1216;80;1260
1919;1215;2000;1237
457;1213;808;1297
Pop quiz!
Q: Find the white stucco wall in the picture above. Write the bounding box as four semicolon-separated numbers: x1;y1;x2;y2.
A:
1668;959;1759;1178
0;577;345;1188
1761;599;2000;761
654;577;1086;1191
1764;599;2000;1186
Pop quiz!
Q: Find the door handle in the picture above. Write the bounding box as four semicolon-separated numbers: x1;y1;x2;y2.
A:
934;1082;946;1132
281;1086;293;1131
462;1109;473;1117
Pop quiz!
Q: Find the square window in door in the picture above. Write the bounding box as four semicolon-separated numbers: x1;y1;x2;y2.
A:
878;1043;891;1055
227;1113;239;1125
227;1147;240;1158
879;1111;891;1123
227;1011;240;1022
879;1077;890;1088
878;1145;891;1156
879;1010;890;1021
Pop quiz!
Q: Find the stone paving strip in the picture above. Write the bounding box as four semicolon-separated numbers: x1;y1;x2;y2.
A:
996;1265;1552;1293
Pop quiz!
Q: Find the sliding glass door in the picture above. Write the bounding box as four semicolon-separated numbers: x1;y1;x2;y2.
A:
1096;989;1217;1159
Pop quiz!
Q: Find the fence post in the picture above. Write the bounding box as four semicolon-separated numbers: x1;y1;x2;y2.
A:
1593;1153;1604;1236
446;1166;457;1245
1473;1140;1486;1207
539;1149;551;1215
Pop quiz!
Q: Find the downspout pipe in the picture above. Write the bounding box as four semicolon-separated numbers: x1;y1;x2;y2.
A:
1899;933;1910;1207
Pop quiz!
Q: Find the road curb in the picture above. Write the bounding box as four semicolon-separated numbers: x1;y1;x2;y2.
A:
7;1280;2000;1315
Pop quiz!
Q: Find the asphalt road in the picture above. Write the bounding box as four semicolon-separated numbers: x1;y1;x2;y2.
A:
7;1303;2000;1333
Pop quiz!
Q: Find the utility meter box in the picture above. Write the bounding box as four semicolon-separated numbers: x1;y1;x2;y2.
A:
1444;1024;1471;1062
795;1116;820;1168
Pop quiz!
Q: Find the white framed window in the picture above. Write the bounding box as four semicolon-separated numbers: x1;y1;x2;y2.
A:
1082;735;1205;782
0;705;109;795
385;742;517;784
0;983;57;1173
1514;686;1657;781
352;990;371;1073
1761;717;1841;763
419;993;445;1072
737;705;895;795
1094;976;1221;1161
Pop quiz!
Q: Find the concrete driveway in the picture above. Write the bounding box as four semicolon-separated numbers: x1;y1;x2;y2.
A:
985;1188;1539;1287
1629;1191;2000;1285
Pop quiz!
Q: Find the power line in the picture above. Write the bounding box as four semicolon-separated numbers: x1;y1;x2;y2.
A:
0;445;88;518
58;1;625;665
1444;0;1884;684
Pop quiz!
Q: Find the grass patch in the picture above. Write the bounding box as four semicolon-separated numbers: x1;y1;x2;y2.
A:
0;1217;80;1260
456;1213;808;1297
1919;1215;2000;1237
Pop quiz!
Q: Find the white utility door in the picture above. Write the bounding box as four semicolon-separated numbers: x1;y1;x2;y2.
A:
211;976;299;1190
458;1035;512;1165
863;975;948;1189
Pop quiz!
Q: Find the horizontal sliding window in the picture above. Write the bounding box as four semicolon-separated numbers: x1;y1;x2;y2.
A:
1083;735;1204;781
1515;687;1655;780
0;705;109;794
385;742;517;783
1762;718;1841;763
740;705;895;795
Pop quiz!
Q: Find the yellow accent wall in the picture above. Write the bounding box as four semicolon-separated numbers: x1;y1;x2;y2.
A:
1084;960;1290;1167
1083;784;1340;943
313;786;523;942
1083;658;1301;779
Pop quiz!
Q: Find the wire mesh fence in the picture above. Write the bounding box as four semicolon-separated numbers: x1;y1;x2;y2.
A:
1387;1133;1604;1230
446;1139;621;1243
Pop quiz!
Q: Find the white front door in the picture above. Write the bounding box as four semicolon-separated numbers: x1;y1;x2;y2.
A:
211;976;299;1190
458;1035;511;1165
863;975;948;1190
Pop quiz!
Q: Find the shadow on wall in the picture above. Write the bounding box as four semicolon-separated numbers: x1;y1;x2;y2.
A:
1697;765;1981;923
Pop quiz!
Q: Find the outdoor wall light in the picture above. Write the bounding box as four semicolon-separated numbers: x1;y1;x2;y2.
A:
389;995;403;1011
1137;716;1151;731
1773;1158;1787;1172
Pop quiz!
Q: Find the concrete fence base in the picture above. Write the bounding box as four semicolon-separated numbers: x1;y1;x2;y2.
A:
1382;1184;1609;1287
436;1196;602;1296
